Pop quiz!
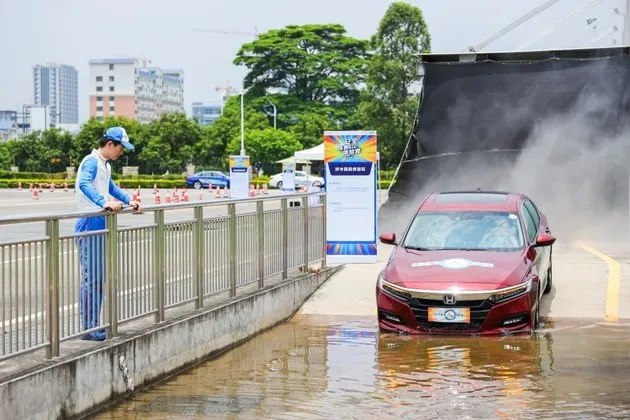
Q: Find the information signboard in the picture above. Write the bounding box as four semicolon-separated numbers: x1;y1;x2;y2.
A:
324;131;378;263
229;155;250;199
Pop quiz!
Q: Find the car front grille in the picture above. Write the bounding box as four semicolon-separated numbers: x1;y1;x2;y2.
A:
409;298;493;331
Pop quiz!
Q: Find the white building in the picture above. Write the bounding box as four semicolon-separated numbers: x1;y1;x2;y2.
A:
33;63;79;126
88;58;185;123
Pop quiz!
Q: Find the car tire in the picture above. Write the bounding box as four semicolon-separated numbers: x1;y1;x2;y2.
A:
193;181;202;190
544;248;553;294
533;286;541;330
277;181;283;190
313;181;322;187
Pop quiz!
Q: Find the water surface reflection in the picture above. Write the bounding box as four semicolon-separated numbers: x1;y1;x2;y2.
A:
96;316;630;419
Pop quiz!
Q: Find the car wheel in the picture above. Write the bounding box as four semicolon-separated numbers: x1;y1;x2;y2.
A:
277;181;283;190
544;248;553;294
193;181;202;190
313;181;322;187
533;286;541;331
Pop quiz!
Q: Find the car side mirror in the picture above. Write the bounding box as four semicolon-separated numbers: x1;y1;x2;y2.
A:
534;233;556;247
379;233;397;245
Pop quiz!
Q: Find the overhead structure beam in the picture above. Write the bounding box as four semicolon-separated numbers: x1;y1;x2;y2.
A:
516;0;606;50
468;0;563;51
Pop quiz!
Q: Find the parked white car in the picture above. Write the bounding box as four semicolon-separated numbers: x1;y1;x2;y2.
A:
268;171;325;190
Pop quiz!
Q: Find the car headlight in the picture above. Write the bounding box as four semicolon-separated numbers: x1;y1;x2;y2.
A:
488;279;532;303
378;272;412;302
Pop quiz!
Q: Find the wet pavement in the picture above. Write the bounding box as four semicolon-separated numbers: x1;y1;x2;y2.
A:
95;314;630;419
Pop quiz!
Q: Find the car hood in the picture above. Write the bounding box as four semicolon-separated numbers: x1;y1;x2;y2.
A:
384;248;531;291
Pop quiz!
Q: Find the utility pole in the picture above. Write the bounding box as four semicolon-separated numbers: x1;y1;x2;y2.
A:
268;100;277;129
240;90;245;156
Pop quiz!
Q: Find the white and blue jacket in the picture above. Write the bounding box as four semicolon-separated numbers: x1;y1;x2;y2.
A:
75;149;130;232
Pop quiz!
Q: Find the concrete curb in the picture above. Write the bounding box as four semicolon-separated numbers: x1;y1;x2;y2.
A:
0;264;344;420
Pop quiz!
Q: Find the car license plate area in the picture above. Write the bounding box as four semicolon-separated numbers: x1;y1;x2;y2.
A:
428;307;471;323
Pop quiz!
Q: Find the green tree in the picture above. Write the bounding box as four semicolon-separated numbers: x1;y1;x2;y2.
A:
357;2;431;169
234;24;370;106
0;142;12;171
140;113;201;174
225;128;302;174
197;95;270;170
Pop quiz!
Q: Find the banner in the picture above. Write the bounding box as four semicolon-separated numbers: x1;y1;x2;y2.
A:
229;155;250;199
281;162;296;191
324;131;378;263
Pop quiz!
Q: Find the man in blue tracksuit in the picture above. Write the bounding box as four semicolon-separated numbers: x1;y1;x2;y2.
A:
75;126;142;340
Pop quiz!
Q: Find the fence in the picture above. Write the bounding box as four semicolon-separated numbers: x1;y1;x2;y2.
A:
0;192;327;361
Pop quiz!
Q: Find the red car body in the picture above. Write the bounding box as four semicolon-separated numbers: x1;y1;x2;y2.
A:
376;191;556;335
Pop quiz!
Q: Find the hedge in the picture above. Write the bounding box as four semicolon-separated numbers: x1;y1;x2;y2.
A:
0;171;68;180
1;177;392;189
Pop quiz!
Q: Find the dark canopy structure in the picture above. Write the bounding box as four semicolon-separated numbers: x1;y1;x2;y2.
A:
380;46;630;240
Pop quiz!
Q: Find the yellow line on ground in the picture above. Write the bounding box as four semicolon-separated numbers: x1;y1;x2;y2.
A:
578;243;621;322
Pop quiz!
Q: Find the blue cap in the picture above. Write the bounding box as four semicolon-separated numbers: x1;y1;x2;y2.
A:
104;127;135;151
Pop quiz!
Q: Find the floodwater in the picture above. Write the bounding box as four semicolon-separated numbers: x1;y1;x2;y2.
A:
95;315;630;419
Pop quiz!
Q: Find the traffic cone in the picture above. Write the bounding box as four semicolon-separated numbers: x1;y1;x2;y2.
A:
215;186;221;198
223;188;229;198
255;184;260;195
17;182;22;191
262;184;268;194
182;193;189;202
49;183;55;192
63;182;68;192
29;183;33;191
165;195;171;204
32;190;39;200
249;185;255;197
173;194;180;203
39;183;43;192
155;195;161;204
153;184;158;194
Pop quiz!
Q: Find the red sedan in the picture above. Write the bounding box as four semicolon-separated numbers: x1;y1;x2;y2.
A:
376;190;555;335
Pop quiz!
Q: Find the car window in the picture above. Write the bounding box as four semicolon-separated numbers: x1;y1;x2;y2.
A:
521;204;537;243
402;210;525;252
296;171;306;177
523;200;540;227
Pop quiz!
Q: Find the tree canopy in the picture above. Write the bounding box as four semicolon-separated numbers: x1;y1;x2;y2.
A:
1;5;432;174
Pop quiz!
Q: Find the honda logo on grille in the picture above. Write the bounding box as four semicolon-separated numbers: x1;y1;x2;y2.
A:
443;294;456;305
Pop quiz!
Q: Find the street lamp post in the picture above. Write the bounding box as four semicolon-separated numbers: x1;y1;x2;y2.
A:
240;90;245;156
268;101;277;129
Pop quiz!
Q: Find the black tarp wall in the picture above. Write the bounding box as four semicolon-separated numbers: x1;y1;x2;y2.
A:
380;47;630;241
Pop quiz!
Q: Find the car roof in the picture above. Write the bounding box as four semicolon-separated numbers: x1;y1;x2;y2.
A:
419;190;525;212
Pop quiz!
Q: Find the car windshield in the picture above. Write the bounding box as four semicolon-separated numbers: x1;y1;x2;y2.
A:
402;211;525;252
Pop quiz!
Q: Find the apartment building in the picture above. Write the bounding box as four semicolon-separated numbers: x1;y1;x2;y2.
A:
88;58;184;123
33;63;79;125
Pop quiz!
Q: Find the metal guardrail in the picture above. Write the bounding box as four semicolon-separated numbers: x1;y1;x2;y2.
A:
0;192;327;361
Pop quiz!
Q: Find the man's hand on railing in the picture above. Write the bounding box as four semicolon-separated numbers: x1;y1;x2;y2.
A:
104;200;123;212
129;200;143;214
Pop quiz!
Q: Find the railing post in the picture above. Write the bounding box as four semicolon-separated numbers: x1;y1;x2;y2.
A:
228;203;237;297
302;195;309;270
106;213;118;338
194;206;204;309
322;193;327;267
154;210;165;323
45;218;60;359
257;200;265;289
282;198;288;280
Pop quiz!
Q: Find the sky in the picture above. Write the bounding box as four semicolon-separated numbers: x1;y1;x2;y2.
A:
0;0;626;123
